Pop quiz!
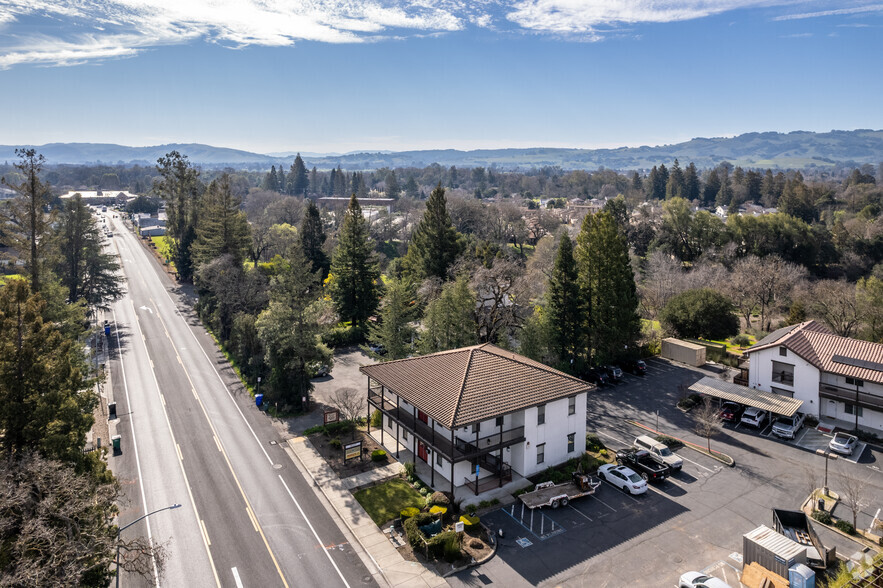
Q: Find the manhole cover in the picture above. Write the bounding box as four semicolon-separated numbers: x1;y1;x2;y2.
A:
273;463;282;469
361;575;373;584
671;555;683;564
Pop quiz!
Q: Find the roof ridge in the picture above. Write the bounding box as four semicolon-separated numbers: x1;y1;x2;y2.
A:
450;347;476;426
478;345;591;386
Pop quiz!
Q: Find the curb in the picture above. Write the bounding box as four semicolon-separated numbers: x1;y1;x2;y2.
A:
625;420;736;467
441;523;498;578
801;492;882;552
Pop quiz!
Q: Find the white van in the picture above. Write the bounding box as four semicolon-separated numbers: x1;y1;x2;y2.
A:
634;435;683;471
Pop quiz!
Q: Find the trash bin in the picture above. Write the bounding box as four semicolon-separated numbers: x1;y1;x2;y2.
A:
104;324;111;337
818;498;825;511
255;394;263;408
112;435;121;452
108;402;117;420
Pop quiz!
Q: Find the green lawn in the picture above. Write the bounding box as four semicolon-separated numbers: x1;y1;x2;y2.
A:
353;478;425;526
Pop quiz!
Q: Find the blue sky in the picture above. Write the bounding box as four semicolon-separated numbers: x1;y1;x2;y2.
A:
1;1;881;154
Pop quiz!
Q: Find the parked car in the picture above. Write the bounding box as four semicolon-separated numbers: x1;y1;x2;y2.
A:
368;343;386;355
597;464;647;495
621;358;647;375
615;449;670;482
771;412;805;439
633;435;683;471
582;368;609;386
828;432;859;455
678;571;732;588
718;402;744;423
308;363;330;378
603;365;623;383
740;407;767;428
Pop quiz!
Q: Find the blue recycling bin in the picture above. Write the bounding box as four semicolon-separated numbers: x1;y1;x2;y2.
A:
104;324;111;337
255;394;264;407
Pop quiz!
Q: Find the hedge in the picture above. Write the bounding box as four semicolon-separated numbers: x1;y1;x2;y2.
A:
371;449;387;462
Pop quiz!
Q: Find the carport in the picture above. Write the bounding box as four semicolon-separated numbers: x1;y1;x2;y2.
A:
689;376;804;417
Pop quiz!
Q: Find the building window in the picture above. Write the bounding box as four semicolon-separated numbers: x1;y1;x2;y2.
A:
567;433;575;453
845;403;863;417
568;396;576;415
537;404;545;426
536;443;545;464
779;346;787;357
846;377;864;387
436;452;442;466
771;361;794;386
387;416;393;428
496;416;504;427
402;429;408;441
472;422;481;434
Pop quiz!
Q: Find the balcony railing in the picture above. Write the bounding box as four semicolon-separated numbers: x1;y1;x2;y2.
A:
368;389;525;462
818;383;883;411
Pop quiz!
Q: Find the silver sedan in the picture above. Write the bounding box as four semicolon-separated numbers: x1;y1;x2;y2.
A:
828;432;858;456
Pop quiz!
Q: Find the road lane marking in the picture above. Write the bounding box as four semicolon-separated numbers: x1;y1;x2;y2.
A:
246;506;260;532
149;302;291;588
112;308;161;588
123;301;222;587
176;444;183;462
678;453;714;472
279;476;351;588
214;435;223;453
232;568;244;588
160;393;166;407
201;519;211;546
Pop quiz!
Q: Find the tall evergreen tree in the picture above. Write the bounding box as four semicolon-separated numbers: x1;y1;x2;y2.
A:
404;176;419;199
385;171;400;199
419;276;477;353
684;162;701;201
262;165;279;192
576;211;641;363
309;166;318;196
546;234;585;369
277;166;286;195
665;159;685;199
154;151;203;281
402;184;463;280
368;277;417;360
703;169;721;205
333;165;347;195
716;168;733;208
55;194;122;307
328;195;380;327
300;200;329;278
193;173;251;268
1;149;53;292
290;154;309;195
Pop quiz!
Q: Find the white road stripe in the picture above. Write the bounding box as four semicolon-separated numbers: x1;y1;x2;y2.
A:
589;492;619;512
568;504;593;522
232;567;244;588
678;453;714;473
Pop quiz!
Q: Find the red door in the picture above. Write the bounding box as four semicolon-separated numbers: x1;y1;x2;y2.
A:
417;410;428;424
417;441;428;462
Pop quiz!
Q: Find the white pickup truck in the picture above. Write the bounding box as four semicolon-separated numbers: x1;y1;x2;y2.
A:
771;412;805;439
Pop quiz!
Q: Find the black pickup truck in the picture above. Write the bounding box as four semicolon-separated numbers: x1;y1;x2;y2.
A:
615;449;670;482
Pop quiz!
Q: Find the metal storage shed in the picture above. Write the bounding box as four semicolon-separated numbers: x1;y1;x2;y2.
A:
743;524;807;579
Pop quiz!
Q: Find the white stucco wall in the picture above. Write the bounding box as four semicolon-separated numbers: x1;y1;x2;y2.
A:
520;392;587;478
748;346;820;416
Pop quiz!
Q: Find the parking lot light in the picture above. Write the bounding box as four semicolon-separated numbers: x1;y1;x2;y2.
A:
815;448;838;496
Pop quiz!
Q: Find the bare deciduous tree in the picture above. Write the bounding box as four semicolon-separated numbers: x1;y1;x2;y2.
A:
693;398;722;453
331;387;366;423
733;255;806;331
838;469;870;530
805;280;861;337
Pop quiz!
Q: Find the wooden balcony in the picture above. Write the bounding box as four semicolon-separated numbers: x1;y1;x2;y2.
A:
818;383;883;411
368;389;525;463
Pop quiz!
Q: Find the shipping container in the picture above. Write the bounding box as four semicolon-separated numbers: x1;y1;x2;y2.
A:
743;525;807;579
661;338;707;367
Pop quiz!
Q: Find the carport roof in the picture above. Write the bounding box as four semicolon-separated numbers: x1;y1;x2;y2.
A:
688;376;804;416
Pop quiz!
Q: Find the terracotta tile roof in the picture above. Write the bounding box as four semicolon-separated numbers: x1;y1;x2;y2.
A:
360;343;592;428
746;320;883;384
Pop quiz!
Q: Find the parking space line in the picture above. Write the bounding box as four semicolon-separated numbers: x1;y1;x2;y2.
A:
794;427;811;445
600;480;640;503
568;504;593;522
678;453;714;473
589;493;618;512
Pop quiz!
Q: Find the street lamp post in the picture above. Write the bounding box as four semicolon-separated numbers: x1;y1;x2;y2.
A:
815;448;838;496
116;503;181;588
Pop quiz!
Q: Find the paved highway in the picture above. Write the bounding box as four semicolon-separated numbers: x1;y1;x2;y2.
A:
105;211;377;588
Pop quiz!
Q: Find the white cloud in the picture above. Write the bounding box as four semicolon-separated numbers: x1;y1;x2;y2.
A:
773;3;883;21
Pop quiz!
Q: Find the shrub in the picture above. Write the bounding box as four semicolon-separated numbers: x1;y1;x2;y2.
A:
321;323;365;348
490;498;500;506
370;410;383;428
678;398;695;410
329;438;342;450
429;491;451;507
401;507;421;519
804;414;819;427
403;462;415;479
419;487;429;496
370;449;387;462
462;504;476;515
585;434;606;453
403;512;433;550
427;531;460;562
460;514;479;529
812;510;833;525
655;435;685;451
689;393;703;404
413;481;422;490
835;520;856;535
478;500;491;509
429;505;448;516
730;334;752;347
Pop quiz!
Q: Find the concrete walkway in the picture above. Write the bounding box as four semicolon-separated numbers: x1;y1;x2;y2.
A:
287;436;448;588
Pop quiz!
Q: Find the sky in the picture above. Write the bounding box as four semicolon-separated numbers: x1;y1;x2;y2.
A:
0;1;882;154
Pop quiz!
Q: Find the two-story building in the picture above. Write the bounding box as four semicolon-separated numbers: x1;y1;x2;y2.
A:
744;320;883;434
362;343;592;496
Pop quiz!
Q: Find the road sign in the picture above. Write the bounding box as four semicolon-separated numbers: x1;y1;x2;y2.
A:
324;409;340;425
475;464;480;477
454;521;465;533
344;441;362;463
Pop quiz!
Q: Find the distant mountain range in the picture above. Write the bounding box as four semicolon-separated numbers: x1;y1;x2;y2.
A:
3;130;882;170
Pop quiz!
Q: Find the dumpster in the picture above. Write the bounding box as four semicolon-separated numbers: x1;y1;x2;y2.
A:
255;394;264;407
112;435;121;452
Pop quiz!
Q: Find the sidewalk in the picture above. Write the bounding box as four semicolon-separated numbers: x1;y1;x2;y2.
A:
287;436;448;588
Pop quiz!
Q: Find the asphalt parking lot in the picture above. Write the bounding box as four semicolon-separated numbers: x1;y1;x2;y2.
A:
449;357;883;588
